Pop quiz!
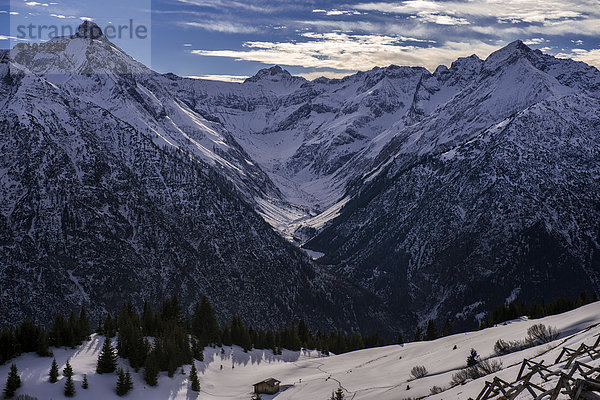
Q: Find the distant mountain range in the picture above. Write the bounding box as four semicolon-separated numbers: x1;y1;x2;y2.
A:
1;22;598;335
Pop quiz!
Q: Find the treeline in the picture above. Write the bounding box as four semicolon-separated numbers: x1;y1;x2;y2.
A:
96;296;389;387
479;291;596;329
0;308;91;364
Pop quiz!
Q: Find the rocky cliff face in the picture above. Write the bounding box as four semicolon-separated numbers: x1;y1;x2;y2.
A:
306;42;600;329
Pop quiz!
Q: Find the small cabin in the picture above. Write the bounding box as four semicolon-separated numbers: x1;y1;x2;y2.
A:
253;378;281;394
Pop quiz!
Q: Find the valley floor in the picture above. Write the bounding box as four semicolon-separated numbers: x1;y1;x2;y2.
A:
2;302;600;400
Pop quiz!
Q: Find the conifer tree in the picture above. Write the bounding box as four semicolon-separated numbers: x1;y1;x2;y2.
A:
104;314;116;338
64;374;75;397
125;369;133;393
116;368;128;396
424;320;438;341
35;326;51;357
63;359;73;378
189;363;200;391
442;319;452;337
96;316;104;335
397;332;404;345
49;358;59;383
82;374;89;389
191;337;204;361
467;348;479;367
97;337;118;374
143;351;159;386
78;307;91;340
413;326;423;342
3;364;21;399
192;296;220;345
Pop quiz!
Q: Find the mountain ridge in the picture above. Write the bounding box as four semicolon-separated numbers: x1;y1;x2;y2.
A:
2;27;599;334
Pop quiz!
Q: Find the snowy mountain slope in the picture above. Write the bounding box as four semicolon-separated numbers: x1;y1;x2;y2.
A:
307;41;600;330
2;301;599;400
8;25;285;209
3;27;600;338
161;57;491;237
0;26;385;332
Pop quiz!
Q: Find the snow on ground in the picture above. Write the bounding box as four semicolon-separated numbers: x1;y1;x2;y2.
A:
2;302;599;400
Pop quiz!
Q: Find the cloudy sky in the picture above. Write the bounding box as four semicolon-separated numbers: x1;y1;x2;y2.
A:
1;0;600;81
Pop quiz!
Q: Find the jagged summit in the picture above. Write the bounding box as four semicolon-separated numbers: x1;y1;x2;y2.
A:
244;65;306;85
75;20;104;39
484;39;537;69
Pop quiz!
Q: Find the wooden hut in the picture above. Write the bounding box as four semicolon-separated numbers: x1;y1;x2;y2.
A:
253;378;281;394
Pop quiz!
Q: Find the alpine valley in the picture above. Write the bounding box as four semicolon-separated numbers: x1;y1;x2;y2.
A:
1;22;599;336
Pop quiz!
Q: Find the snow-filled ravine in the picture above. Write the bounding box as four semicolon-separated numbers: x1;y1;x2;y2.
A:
2;302;599;400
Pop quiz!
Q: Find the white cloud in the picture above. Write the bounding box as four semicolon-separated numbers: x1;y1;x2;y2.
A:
0;35;27;41
175;0;281;13
411;12;470;25
183;21;258;33
556;48;600;68
313;9;362;16
25;2;49;6
523;38;547;46
0;11;20;15
191;32;498;72
186;74;248;83
50;13;75;19
353;0;595;25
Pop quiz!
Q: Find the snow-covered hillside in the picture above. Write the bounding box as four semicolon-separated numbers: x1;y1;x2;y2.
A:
2;303;599;400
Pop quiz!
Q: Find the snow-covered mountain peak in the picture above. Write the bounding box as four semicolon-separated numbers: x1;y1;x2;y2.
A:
8;25;148;77
245;65;302;83
483;40;538;70
243;65;307;94
75;21;104;40
449;54;483;73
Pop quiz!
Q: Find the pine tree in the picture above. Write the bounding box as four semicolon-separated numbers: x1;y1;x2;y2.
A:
191;337;204;361
424;320;438;341
78;307;91;341
190;363;200;391
63;359;73;377
49;358;59;383
397;332;404;345
82;374;89;389
35;326;52;357
96;316;104;335
143;351;159;386
116;368;129;396
3;364;21;399
125;370;133;392
97;337;118;374
467;348;479;367
64;374;76;397
413;326;423;342
442;319;453;337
